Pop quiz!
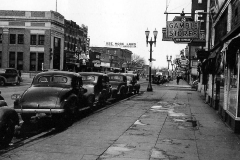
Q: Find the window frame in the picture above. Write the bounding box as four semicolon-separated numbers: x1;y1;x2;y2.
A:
18;34;24;44
10;34;16;44
30;35;37;45
38;35;45;45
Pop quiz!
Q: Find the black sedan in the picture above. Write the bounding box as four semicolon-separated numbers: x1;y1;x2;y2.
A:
107;73;128;100
79;72;112;108
13;71;86;128
0;68;22;86
122;73;140;94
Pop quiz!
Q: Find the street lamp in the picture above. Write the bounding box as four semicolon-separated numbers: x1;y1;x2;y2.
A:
145;28;158;92
171;62;174;79
166;55;172;77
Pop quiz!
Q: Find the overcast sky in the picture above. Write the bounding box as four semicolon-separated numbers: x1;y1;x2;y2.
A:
1;0;192;68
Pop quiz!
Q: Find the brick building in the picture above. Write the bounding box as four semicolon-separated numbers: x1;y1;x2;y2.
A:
90;47;132;72
64;20;88;71
0;10;65;72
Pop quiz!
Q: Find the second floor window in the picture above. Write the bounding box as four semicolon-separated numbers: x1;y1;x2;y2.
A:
18;34;24;44
38;35;45;45
10;34;16;44
30;35;37;45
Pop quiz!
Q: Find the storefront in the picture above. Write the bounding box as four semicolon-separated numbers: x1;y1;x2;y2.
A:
222;36;240;133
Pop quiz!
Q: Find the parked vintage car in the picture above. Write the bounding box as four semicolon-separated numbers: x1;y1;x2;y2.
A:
107;73;127;99
79;72;112;108
0;91;19;146
122;73;140;94
0;68;22;86
13;71;86;128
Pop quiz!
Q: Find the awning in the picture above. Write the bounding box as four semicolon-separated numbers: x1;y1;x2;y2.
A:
208;46;222;59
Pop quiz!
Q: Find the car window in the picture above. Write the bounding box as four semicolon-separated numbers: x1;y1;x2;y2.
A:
53;76;68;83
109;75;123;81
38;76;51;83
82;75;96;81
11;69;17;74
38;76;68;83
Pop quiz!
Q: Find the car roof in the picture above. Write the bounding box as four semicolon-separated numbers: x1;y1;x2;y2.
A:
79;72;106;76
35;71;81;78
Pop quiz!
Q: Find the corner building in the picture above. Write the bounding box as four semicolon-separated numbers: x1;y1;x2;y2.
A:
0;10;64;71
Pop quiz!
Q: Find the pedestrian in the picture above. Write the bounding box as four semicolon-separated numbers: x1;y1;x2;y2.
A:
177;75;180;85
18;70;21;77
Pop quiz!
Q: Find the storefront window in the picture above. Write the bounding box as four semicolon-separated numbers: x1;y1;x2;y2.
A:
227;53;239;116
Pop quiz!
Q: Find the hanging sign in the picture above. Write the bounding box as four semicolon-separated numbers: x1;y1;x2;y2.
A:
167;21;200;39
164;16;200;44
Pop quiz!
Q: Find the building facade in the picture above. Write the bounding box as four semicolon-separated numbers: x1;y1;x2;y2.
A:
0;10;65;72
64;19;88;71
90;47;132;73
193;0;240;133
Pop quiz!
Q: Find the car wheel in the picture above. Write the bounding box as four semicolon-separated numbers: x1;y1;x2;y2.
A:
0;79;5;86
21;114;32;123
0;118;15;146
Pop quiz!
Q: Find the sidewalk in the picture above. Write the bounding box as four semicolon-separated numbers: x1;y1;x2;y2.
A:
1;79;240;160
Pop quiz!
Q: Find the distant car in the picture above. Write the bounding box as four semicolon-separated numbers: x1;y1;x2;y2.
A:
0;68;22;86
122;73;140;94
107;73;127;99
0;91;19;146
79;72;112;108
13;71;86;128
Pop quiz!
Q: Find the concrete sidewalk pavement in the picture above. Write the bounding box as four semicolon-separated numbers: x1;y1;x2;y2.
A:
1;79;240;160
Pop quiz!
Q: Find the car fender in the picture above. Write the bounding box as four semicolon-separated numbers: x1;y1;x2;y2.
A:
0;100;7;107
119;85;126;94
60;94;78;109
0;75;7;83
0;107;19;126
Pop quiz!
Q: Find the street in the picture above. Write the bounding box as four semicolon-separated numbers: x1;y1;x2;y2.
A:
1;79;240;160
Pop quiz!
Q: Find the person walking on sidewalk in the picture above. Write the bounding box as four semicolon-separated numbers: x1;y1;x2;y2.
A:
176;75;180;85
